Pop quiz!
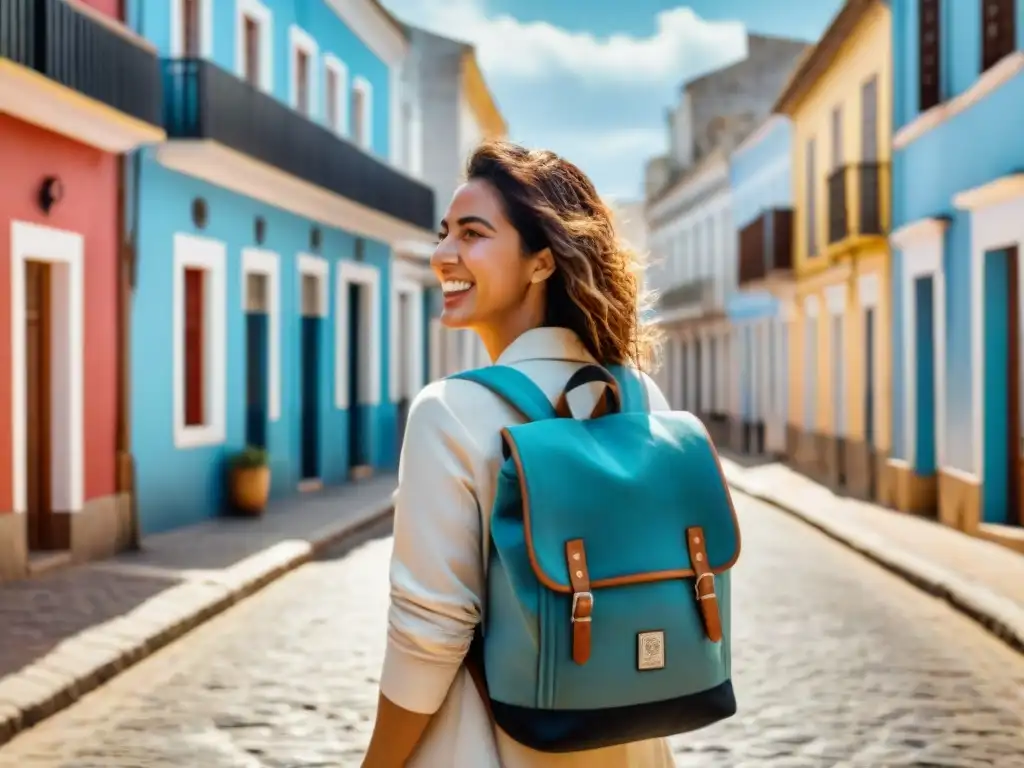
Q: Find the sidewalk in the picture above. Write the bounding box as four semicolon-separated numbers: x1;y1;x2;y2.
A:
720;455;1024;654
0;475;396;745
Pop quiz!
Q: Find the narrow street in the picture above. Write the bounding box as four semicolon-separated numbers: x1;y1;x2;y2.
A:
2;492;1023;768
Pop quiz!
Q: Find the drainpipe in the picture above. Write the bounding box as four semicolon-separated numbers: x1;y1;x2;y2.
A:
116;0;142;550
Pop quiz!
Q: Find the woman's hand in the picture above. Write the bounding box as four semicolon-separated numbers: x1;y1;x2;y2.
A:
361;692;433;767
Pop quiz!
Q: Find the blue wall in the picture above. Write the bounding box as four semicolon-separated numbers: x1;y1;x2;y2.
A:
130;0;394;156
890;0;1024;521
729;117;793;230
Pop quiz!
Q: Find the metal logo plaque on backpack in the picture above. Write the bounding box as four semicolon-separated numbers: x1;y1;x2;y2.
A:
454;362;741;753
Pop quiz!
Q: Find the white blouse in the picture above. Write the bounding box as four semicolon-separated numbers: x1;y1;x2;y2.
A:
379;327;676;767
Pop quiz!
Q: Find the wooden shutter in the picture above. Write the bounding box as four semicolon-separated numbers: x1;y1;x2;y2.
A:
184;268;205;426
861;76;879;161
982;0;1016;73
919;0;941;111
183;0;200;57
806;138;817;256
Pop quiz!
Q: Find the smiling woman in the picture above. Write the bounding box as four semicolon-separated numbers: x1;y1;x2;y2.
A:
362;140;675;768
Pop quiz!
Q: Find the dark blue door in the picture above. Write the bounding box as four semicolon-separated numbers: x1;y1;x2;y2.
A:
245;312;269;449
348;283;366;468
301;315;320;480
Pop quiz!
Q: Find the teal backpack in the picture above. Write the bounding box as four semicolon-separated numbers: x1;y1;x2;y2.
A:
449;362;741;753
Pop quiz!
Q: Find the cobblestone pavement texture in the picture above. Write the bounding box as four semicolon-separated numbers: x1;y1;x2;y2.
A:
2;494;1024;767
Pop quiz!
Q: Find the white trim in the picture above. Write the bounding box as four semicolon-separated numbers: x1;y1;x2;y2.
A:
170;0;214;58
858;273;879;308
893;52;1024;150
235;0;274;94
959;184;1024;477
172;233;227;449
0;60;166;153
352;75;374;152
155;142;435;246
289;24;319;117
10;222;84;515
900;219;948;469
241;248;281;421
824;283;846;315
803;294;819;317
389;65;401;164
297;253;329;317
389;275;425;401
323;54;350;136
335;261;382;408
324;0;407;67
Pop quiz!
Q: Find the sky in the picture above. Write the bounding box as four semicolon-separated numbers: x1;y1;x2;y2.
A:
380;0;844;202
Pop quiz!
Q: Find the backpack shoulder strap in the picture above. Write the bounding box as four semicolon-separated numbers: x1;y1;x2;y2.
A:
447;366;557;422
606;364;650;413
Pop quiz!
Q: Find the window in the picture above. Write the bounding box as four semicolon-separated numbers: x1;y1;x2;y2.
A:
830;106;843;169
324;55;348;133
182;0;201;57
243;17;260;86
235;0;272;91
861;76;879;160
982;0;1015;73
352;77;373;150
184;268;206;426
919;0;941;111
290;25;319;117
174;234;226;448
805;138;817;256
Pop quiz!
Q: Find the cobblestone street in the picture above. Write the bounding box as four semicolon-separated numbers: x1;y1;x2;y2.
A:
2;491;1023;768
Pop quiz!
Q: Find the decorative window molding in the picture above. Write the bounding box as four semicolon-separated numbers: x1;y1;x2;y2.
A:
235;0;274;93
323;54;349;135
170;0;213;58
10;222;85;514
173;233;227;449
241;248;281;421
289;24;319;117
335;260;382;408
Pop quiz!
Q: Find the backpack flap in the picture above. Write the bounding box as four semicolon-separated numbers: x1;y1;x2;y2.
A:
484;408;740;747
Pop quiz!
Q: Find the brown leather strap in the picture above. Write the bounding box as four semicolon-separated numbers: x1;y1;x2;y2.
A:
554;365;622;420
566;539;593;664
686;527;723;643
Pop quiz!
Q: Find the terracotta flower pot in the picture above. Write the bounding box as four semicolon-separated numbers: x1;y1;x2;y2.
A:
231;465;271;515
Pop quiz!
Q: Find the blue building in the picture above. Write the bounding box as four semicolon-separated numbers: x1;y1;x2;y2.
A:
889;0;1024;545
127;0;435;533
725;115;795;457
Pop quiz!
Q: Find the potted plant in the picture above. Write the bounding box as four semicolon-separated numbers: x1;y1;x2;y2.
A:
229;446;271;516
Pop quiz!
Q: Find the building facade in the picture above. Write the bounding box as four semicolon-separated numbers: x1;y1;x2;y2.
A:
889;0;1024;548
128;0;435;534
726;114;799;456
401;26;508;380
0;0;165;581
645;34;807;446
777;0;893;502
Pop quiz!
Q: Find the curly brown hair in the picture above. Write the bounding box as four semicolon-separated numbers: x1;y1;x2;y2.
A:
466;139;661;370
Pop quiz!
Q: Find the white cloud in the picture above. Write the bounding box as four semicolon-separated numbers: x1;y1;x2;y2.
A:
383;0;747;83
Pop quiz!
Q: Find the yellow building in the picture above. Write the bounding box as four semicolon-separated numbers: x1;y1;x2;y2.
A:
776;0;893;503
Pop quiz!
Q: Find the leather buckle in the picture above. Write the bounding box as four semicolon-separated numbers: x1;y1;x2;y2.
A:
571;591;593;623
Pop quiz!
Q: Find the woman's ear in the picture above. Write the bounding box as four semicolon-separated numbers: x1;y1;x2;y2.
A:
530;247;556;284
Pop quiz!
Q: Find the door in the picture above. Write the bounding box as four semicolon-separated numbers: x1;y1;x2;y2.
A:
831;314;846;486
300;275;320;481
396;292;412;452
245;273;269;450
864;307;877;498
348;282;367;469
25;262;56;551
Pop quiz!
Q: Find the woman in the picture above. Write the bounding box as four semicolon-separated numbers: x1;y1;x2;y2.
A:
362;141;675;767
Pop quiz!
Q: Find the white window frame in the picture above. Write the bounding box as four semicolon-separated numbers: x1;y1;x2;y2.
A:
173;233;227;449
10;221;85;515
289;24;319;117
323;54;349;135
389;277;425;402
336;261;382;409
241;248;281;421
170;0;213;58
352;75;374;151
235;0;274;93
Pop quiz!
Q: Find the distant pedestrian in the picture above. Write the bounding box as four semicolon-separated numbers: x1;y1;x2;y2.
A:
363;140;709;767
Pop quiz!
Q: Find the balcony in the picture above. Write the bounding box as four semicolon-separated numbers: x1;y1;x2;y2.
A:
826;162;890;252
737;208;794;287
0;0;164;151
655;276;721;323
157;59;435;244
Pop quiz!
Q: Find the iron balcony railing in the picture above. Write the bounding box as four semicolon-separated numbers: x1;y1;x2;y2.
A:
657;276;717;312
826;162;889;245
162;59;435;231
0;0;162;127
737;208;794;286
